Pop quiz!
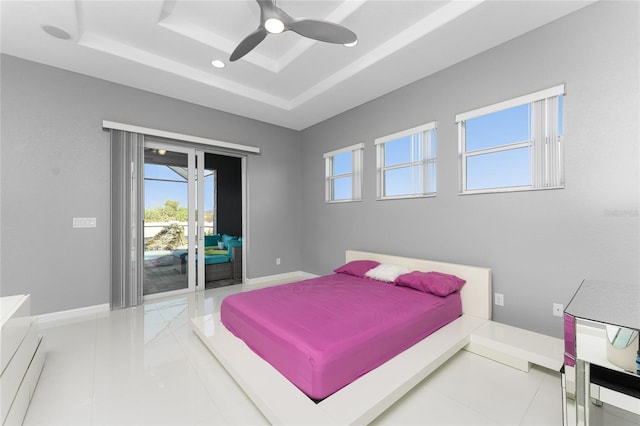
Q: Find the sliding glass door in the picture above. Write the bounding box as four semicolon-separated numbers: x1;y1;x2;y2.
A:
108;123;249;309
143;143;204;296
142;141;245;297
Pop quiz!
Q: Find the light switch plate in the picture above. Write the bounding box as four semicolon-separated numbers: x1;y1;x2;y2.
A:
73;217;96;228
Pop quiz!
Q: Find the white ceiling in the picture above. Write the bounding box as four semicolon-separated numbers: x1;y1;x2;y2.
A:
1;0;594;130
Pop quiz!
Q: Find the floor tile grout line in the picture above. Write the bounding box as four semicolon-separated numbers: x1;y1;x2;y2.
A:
90;312;99;426
159;298;237;420
518;369;563;426
177;288;270;423
422;352;544;426
418;386;506;425
156;293;255;424
518;385;544;426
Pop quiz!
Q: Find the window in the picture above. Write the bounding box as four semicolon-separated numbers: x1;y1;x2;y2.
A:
375;122;437;200
324;143;364;202
456;85;565;194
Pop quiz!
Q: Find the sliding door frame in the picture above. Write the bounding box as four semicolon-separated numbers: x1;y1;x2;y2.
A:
142;143;248;300
196;149;206;291
106;121;254;304
143;142;199;300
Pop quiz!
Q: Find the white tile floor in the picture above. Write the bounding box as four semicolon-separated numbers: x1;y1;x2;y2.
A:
25;283;568;426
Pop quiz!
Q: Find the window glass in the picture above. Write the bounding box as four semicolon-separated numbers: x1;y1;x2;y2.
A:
332;176;352;201
383;168;413;197
203;172;216;235
384;136;412;167
558;95;564;135
426;163;437;193
466;104;530;151
332;151;352;176
466;147;530;190
383;164;426;197
144;164;186;182
426;135;436;158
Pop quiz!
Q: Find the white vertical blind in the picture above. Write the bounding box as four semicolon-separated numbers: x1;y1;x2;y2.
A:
532;97;563;189
352;147;363;201
531;99;546;188
547;97;562;188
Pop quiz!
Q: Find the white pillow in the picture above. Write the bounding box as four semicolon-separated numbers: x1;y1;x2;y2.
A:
364;263;410;283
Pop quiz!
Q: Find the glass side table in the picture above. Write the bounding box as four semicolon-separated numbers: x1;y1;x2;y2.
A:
564;279;640;425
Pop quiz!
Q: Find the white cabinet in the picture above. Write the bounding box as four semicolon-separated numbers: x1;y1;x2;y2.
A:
1;295;46;425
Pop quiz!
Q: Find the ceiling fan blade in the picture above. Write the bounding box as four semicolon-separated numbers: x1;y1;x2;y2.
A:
230;27;267;61
287;19;356;44
230;1;358;63
257;0;277;20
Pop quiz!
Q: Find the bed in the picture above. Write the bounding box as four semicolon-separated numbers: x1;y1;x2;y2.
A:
222;272;462;400
191;250;492;424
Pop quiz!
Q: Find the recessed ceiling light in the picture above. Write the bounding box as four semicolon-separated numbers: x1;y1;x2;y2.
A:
344;39;358;48
211;59;225;69
41;25;71;40
265;18;285;34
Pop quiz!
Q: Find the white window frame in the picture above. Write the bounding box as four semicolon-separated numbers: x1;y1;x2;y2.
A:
375;121;437;200
323;143;364;203
456;84;565;195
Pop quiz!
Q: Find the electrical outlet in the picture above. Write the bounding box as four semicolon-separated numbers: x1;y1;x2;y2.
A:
553;303;564;317
276;257;281;265
494;293;504;307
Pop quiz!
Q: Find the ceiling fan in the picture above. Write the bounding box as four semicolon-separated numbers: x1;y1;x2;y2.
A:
230;0;358;62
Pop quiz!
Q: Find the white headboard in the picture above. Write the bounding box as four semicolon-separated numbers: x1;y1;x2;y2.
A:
345;250;492;320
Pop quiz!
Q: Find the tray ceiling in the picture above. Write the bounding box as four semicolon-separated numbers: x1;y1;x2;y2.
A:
1;1;594;130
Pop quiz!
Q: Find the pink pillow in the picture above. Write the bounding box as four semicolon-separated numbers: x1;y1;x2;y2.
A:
334;260;380;277
394;271;466;297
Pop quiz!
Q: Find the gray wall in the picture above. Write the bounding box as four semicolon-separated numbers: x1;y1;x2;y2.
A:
1;55;302;315
2;1;638;338
300;1;639;337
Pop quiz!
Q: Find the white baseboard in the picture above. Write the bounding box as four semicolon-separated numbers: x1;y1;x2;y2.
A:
244;271;318;288
36;272;317;327
37;303;110;328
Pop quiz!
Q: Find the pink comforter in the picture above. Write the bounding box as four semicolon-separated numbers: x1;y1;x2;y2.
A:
221;273;462;399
